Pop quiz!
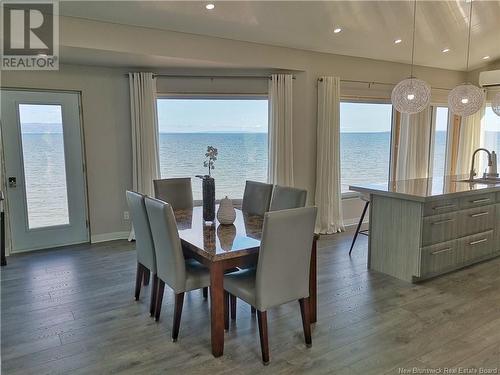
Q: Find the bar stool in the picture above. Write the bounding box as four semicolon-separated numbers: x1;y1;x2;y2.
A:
349;193;370;256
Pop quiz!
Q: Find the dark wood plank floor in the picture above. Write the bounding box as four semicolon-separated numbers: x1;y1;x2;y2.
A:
2;230;500;374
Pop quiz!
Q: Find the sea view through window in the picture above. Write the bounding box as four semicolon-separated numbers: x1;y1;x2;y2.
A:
156;98;269;200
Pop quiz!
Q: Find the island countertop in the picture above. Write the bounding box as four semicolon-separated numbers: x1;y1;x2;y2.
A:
350;175;500;203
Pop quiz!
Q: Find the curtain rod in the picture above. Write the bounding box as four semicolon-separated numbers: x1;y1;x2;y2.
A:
126;73;296;80
318;77;451;91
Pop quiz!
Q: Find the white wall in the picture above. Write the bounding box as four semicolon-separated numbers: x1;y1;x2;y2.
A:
1;16;468;239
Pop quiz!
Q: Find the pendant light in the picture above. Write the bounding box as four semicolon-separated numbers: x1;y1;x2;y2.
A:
492;92;500;117
391;0;431;114
448;0;485;117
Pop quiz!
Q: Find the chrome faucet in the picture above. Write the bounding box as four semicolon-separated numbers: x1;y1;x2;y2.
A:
469;148;498;181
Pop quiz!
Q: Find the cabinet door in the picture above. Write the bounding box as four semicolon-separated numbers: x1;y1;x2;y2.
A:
422;212;458;246
420;240;458;276
457;206;495;238
458;231;494;264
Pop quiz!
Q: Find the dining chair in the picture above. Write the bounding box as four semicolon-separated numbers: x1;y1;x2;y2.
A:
349;193;370;256
153;177;194;210
126;191;158;316
144;197;211;341
242;180;273;216
269;185;307;211
223;206;317;364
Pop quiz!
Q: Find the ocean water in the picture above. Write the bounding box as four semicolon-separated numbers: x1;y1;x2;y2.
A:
18;130;500;227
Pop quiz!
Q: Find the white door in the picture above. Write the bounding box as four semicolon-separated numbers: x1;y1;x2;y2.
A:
1;90;89;252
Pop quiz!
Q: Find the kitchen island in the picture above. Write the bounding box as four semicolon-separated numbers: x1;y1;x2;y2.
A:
350;176;500;282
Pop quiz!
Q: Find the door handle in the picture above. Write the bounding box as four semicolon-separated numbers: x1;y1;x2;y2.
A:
8;177;16;188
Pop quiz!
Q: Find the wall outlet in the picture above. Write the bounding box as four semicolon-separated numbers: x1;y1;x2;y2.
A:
123;211;130;220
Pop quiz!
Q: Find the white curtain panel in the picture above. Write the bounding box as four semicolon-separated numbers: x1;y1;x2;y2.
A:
315;76;344;234
392;107;432;181
455;104;485;175
268;74;294;186
129;72;160;195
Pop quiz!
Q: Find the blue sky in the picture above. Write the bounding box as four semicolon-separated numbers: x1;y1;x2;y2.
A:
18;99;499;133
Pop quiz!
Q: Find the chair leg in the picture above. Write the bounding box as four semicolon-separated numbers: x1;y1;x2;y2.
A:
203;287;208;299
257;310;270;365
149;274;159;317
143;269;150;286
155;280;165;322
224;291;229;330
172;292;185;342
230;294;237;320
251;306;256;315
299;297;312;347
134;263;144;301
349;201;370;256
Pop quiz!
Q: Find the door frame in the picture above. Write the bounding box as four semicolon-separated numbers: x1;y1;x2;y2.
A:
1;87;91;253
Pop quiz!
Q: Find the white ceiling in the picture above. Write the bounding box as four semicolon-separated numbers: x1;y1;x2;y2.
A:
60;0;500;71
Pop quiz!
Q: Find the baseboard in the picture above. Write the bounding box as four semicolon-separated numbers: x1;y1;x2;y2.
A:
91;231;130;243
343;218;369;227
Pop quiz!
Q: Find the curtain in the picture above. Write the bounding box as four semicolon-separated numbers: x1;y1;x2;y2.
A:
129;72;160;195
455;104;485;175
268;74;294;186
128;72;160;240
315;77;344;234
391;107;432;181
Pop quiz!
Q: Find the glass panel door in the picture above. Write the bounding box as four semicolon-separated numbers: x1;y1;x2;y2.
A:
1;90;89;252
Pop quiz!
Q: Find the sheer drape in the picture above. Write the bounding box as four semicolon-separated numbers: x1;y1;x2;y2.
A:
129;72;160;195
268;74;294;186
391;107;432;181
315;77;344;234
455;104;485;175
128;72;160;240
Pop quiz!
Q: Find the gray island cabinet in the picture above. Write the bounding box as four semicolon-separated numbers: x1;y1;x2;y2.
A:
350;176;500;282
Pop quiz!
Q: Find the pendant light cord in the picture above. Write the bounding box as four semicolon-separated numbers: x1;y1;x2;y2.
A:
465;0;473;71
410;0;417;78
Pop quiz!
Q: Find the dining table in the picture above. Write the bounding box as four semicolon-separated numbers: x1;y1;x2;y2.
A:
173;205;318;357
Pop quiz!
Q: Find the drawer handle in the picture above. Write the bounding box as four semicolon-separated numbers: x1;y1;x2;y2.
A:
432;219;454;225
470;212;489;218
469;238;488;246
431;247;452;255
433;204;456;211
471;198;490;204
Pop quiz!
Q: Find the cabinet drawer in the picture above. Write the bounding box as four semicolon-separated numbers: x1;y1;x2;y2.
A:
422;212;458;247
458;231;494;263
423;199;458;216
457;206;496;238
420;240;458;276
459;193;495;209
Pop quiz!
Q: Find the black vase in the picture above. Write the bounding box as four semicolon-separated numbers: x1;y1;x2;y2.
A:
202;177;216;222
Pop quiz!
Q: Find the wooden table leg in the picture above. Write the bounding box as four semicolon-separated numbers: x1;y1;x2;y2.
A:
210;261;224;357
309;237;317;323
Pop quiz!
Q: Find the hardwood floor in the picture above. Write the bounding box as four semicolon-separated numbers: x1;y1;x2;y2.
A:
2;230;500;374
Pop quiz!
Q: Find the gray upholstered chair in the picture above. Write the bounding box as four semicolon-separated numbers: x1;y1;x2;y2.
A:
223;206;318;364
144;197;210;341
126;191;157;316
153;177;193;210
242;180;273;216
269;185;307;211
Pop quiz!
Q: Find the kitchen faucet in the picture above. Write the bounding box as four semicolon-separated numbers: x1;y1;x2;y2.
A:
469;148;498;181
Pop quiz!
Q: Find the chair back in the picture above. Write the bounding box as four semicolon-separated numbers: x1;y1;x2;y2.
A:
242;180;273;216
269;185;307;211
144;197;186;293
255;207;317;311
126;191;156;273
153;178;193;210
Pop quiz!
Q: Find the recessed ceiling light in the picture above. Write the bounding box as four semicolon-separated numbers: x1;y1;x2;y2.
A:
394;39;402;44
483;55;490;60
205;3;215;10
333;27;342;34
442;48;450;53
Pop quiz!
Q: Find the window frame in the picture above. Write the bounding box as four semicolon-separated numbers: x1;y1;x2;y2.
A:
339;98;394;199
155;93;270;205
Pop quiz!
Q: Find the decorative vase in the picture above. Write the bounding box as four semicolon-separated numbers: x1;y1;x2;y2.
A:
217;224;236;251
217;196;236;225
202;176;216;222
